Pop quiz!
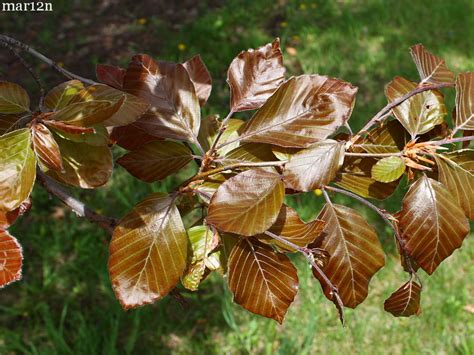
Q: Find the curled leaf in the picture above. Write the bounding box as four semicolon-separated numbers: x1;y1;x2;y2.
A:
384;280;422;317
228;38;286;112
183;55;212;107
31;123;63;172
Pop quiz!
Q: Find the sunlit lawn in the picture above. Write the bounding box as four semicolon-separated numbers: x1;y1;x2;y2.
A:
1;0;474;353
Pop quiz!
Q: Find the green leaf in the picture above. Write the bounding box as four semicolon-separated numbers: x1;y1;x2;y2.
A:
44;80;85;111
117;140;193;182
182;225;219;291
49;86;125;127
207;169;285;236
123;55;201;143
109;193;188;309
0;229;23;288
410;44;455;85
385;76;446;137
435;153;474;219
227;38;286;112
222;143;277;164
358;120;408;154
259;205;325;252
78;84;149;127
384;280;422;317
399;176;469;274
283;140;344;191
0;82;30;114
335;156;400;200
50;123;109;147
46;132;112;188
0;129;36;212
371;156;406;183
240;75;357;148
197;116;244;155
228;238;298;323
314;203;385;308
453;72;474;131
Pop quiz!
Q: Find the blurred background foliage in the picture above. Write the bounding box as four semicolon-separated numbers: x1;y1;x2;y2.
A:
0;0;473;353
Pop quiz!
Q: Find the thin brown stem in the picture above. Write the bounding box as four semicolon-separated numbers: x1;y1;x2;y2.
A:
36;170;117;235
264;230;345;325
183;160;287;187
351;82;454;143
1;41;45;110
426;135;474;146
0;34;97;85
345;151;403;158
209;110;234;154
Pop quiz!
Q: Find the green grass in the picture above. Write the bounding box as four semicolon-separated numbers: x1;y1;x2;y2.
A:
1;0;474;353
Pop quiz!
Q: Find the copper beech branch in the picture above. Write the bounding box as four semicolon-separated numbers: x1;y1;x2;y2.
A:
264;230;346;325
36;170;118;235
0;34;97;85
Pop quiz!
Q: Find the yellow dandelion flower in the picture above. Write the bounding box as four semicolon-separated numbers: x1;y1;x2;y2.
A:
313;189;323;197
280;21;288;28
137;18;147;25
178;43;187;51
299;3;307;10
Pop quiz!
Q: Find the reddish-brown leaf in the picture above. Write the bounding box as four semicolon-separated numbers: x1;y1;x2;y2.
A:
240;75;357;148
410;44;455;85
207;169;285;236
117;141;193;182
0;198;31;229
31;123;63;172
260;205;325;251
108;193;188;309
283;140;344;191
0;229;22;288
454;72;474;132
314;203;385;308
228;238;298;323
183;55;212;107
0;114;21;135
96;64;126;89
109;123;161;150
43;120;95;135
123;55;200;143
227;38;286;112
384;280;422;317
399;176;469;274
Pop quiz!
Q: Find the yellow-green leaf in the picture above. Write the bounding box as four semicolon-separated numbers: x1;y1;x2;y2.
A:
0;82;30;114
371;156;406;183
0;129;36;211
385;76;446;137
44;80;85;111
